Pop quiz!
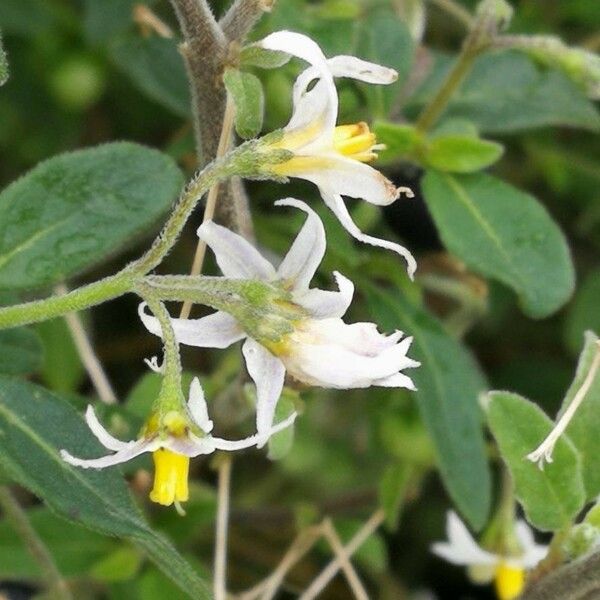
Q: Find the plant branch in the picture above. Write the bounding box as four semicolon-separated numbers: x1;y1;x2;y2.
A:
0;487;73;600
55;284;117;405
214;454;233;600
522;550;600;600
220;0;275;42
427;0;474;29
180;94;237;319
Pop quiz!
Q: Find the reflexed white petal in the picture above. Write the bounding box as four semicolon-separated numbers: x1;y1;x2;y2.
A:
294;271;354;318
431;512;498;566
60;439;152;469
84;405;130;452
166;435;216;457
260;31;330;75
321;191;417;280
198;221;276;280
326;55;398;84
242;338;286;446
187;377;214;434
296;156;399;206
373;372;417;390
516;520;548;568
209;411;297;452
139;303;245;349
286;78;333;146
275;198;326;290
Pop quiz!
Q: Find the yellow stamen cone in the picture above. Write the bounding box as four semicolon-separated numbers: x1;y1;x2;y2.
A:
494;562;525;600
149;448;190;507
333;122;379;162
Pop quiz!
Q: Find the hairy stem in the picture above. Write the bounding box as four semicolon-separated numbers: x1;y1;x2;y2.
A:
214;455;233;600
0;487;73;600
220;0;275;42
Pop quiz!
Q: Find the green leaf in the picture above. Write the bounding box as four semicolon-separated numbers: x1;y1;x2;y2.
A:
408;51;600;133
0;507;115;579
422;171;575;318
0;142;183;291
378;463;413;530
91;546;143;582
267;389;297;461
355;9;414;116
0;376;211;599
486;391;586;531
239;46;290;70
366;286;491;530
0;31;8;86
0;327;42;375
110;36;190;117
83;0;139;44
223;68;264;139
373;121;421;163
564;270;600;355
559;331;600;499
35;318;85;394
424;135;504;173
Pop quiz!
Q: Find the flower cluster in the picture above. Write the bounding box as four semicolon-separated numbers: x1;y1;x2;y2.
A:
62;31;420;509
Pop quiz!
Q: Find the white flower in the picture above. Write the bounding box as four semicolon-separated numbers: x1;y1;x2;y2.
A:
61;378;296;506
140;198;419;444
432;511;547;600
258;31;417;279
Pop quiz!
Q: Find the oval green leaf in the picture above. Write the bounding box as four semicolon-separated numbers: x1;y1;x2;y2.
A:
0;328;42;375
0;142;184;291
422;170;575;318
223;68;264;139
0;376;211;599
425;135;504;173
486;391;585;531
366;285;491;530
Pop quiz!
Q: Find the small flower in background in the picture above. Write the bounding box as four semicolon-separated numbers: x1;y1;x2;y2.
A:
432;511;547;600
61;378;296;508
257;30;417;279
140;198;419;445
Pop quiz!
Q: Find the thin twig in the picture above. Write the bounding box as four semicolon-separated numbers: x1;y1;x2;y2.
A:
220;0;275;42
298;509;385;600
0;487;73;600
215;455;233;600
321;519;369;600
179;94;236;319
55;284;117;404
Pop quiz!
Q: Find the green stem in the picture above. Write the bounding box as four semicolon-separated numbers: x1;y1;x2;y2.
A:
0;272;133;330
0;487;73;600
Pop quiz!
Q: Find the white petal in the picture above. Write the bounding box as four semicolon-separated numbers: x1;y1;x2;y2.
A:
197;221;276;280
516;520;548;568
293;271;354;318
260;31;330;77
275;198;326;290
431;512;498;566
295;155;398;206
187;377;213;434
209;411;298;452
326;55;398;84
84;405;130;452
166;435;216;457
242;338;286;446
321;191;417;280
139;303;245;349
373;372;417;390
60;439;152;469
286;77;334;146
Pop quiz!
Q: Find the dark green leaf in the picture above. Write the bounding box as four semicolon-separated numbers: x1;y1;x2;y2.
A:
0;376;211;599
564;270;600;355
0;507;115;579
356;9;414;116
91;546;143;582
35;318;85;394
560;331;600;499
0;0;58;37
379;463;413;530
0;142;184;291
0;327;42;375
408;51;600;133
239;46;290;70
366;286;491;530
83;0;139;44
424;135;504;173
486;391;585;531
223;68;264;139
110;36;190;117
422;171;575;318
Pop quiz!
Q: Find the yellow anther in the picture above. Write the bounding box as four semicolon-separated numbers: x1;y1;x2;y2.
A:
333;122;378;162
494;562;525;600
149;448;190;506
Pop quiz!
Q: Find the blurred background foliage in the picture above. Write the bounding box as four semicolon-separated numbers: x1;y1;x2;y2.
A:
0;0;598;598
